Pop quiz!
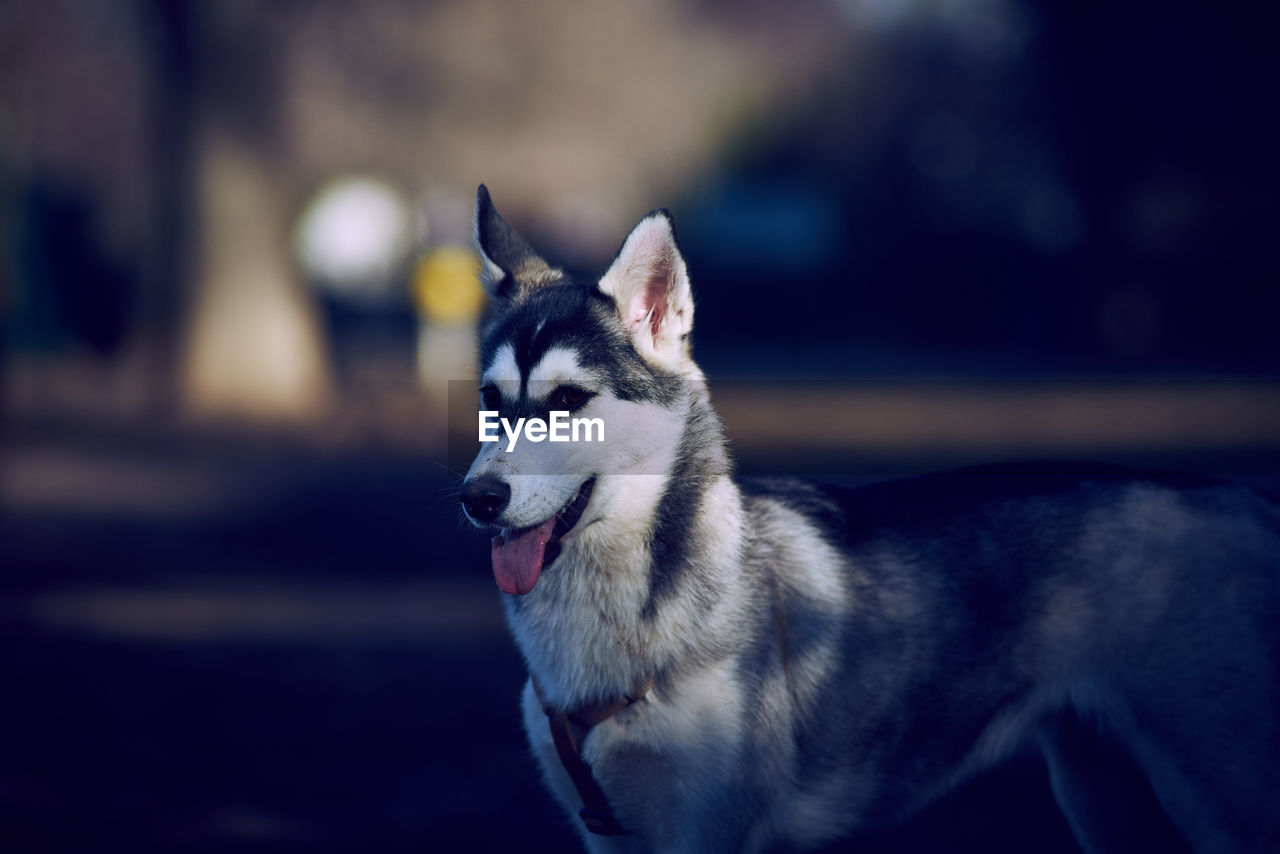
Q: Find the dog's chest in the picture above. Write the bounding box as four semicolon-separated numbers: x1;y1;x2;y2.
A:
506;553;656;703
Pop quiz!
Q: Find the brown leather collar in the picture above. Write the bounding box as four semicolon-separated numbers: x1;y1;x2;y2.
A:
532;675;653;836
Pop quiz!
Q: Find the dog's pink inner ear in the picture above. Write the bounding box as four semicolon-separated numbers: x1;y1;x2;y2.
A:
601;214;691;363
626;271;670;340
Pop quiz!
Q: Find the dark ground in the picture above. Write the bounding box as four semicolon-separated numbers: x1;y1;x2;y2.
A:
4;421;1276;853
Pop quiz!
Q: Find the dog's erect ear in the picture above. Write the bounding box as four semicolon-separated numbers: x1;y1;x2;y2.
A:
474;185;563;301
598;210;694;369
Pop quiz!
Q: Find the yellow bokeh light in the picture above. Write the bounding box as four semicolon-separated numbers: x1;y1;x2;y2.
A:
413;246;486;324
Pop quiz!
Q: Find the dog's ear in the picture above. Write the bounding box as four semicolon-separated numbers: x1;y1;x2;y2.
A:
474;185;563;301
598;210;694;369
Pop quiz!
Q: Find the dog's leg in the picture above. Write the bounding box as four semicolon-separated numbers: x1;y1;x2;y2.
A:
1036;709;1192;854
1112;607;1280;854
1122;703;1280;854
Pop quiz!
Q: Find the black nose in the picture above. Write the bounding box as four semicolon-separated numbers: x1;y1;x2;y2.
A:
461;476;510;524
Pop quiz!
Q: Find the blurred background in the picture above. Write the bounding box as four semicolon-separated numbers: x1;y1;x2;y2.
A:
2;1;1277;851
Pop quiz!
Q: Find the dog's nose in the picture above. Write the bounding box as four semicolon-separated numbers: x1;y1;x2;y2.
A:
461;476;510;524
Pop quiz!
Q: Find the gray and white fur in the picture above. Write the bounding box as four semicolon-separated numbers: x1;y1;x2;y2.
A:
460;185;1280;854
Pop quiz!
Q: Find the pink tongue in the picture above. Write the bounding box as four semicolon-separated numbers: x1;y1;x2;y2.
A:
491;517;558;595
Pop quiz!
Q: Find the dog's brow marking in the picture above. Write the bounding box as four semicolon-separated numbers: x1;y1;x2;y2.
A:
529;347;585;390
483;343;521;402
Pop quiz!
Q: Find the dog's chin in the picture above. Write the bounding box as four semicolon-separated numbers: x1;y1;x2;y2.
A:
490;478;595;595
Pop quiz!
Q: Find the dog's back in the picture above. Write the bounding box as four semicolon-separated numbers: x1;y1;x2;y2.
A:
751;465;1280;852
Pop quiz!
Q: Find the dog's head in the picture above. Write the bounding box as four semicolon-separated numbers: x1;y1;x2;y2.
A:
460;185;699;595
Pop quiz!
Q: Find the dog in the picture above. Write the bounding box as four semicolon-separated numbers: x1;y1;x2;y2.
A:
459;185;1280;853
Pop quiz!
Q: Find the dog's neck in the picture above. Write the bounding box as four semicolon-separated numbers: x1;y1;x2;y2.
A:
503;385;745;710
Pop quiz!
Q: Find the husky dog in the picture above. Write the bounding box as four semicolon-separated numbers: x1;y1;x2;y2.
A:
459;185;1280;854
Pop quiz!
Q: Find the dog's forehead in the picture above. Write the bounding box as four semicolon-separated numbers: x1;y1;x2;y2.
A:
478;282;682;405
480;285;619;382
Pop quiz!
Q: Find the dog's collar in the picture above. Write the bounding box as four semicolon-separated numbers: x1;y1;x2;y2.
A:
532;674;653;836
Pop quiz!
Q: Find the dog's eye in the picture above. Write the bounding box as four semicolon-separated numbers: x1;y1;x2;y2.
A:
479;385;501;411
551;385;592;411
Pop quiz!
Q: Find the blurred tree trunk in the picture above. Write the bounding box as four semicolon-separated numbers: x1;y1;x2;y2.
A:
182;128;331;420
174;1;331;421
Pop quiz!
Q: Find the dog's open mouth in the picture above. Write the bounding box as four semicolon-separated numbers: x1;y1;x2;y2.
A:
490;478;595;595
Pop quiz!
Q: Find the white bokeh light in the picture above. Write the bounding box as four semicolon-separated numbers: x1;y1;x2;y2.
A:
293;175;414;301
